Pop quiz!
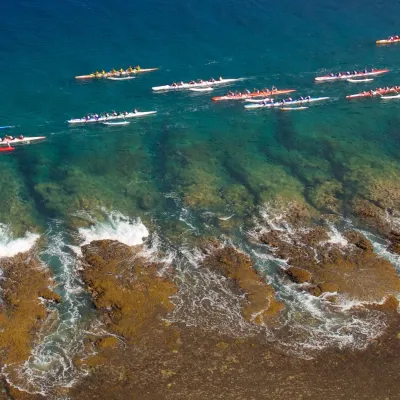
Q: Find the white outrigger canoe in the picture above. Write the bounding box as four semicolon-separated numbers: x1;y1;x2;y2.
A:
380;94;400;99
245;97;330;109
152;78;243;91
0;136;46;146
68;111;157;124
315;69;389;82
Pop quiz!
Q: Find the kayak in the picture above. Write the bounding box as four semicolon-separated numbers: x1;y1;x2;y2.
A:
212;89;296;101
376;37;400;44
107;76;136;81
68;111;156;124
75;68;158;80
380;94;400;99
189;87;214;92
152;78;243;91
0;136;45;146
315;69;389;82
346;88;399;99
103;121;131;126
347;78;374;83
0;146;15;152
281;107;308;111
245;97;330;109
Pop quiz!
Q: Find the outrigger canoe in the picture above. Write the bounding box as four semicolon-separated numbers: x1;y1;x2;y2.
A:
0;136;45;146
245;97;330;109
315;69;389;82
212;89;296;101
75;68;158;80
68;111;156;124
346;88;399;99
152;78;243;91
376;37;400;45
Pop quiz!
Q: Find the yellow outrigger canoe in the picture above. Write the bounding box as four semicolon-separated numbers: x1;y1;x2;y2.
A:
75;67;158;80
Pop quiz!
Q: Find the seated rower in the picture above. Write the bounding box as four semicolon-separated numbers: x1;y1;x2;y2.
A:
346;71;350;75
353;70;357;75
127;66;134;72
198;79;204;83
330;73;334;77
287;97;292;102
245;89;251;94
298;96;304;101
135;65;141;70
219;76;223;81
133;109;138;114
101;70;106;75
363;69;367;73
227;91;234;96
171;82;177;87
336;72;341;77
305;95;311;100
189;80;195;84
18;135;24;140
271;86;277;91
210;78;216;82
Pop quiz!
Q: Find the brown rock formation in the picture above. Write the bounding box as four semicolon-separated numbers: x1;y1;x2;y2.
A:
80;240;177;342
285;267;312;283
202;246;284;324
0;252;59;365
260;225;400;303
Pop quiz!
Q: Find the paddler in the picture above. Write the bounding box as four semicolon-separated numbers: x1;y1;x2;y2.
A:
128;66;134;72
271;86;277;91
18;135;23;140
135;65;141;71
101;70;106;75
210;78;216;82
245;89;251;94
218;76;223;81
133;109;138;114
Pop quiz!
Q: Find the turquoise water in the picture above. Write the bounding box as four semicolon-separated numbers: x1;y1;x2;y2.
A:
2;0;400;393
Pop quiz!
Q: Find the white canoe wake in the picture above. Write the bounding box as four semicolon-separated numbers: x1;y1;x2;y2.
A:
68;111;156;124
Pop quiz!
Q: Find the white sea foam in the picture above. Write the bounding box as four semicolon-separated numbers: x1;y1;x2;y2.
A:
78;210;149;247
0;224;39;258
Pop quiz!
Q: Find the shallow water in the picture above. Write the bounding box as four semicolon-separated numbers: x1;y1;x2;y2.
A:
1;0;400;394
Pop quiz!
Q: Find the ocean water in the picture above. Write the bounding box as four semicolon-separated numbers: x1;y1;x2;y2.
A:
1;0;400;393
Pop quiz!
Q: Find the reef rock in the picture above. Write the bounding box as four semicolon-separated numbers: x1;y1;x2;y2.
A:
202;246;284;324
0;252;59;364
80;240;177;341
259;222;400;304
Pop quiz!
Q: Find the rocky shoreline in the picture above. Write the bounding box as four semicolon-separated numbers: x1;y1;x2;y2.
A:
2;203;400;399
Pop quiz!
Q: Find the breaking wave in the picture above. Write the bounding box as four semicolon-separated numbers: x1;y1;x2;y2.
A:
0;223;39;258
